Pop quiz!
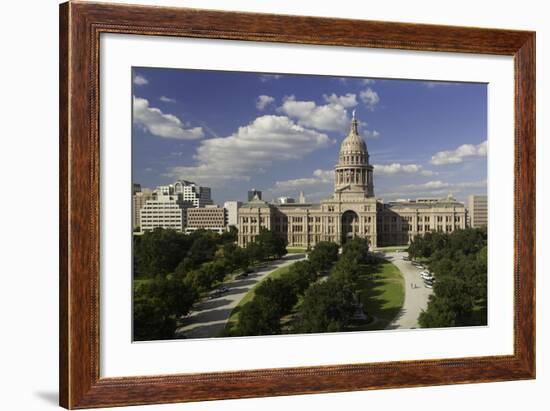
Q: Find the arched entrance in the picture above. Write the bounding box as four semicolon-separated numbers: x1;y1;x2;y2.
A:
341;210;359;244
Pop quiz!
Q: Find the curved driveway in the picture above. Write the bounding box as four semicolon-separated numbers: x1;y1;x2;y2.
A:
176;253;306;339
384;251;433;329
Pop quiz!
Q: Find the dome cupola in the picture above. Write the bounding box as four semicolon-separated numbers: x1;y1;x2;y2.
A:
333;110;374;197
338;110;369;166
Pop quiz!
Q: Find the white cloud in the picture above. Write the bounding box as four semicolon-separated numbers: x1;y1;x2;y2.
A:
133;74;148;86
374;163;435;177
273;169;335;191
457;179;488;188
259;74;282;82
359;88;380;110
278;94;355;132
256;95;275;110
323;93;358;108
430;140;487;165
399;179;486;192
423;81;457;88
361;79;376;85
379;179;487;201
165;115;331;186
363;129;381;139
159;96;177;103
133;96;204;140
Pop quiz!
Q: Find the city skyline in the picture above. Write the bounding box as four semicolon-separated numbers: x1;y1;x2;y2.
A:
132;68;487;205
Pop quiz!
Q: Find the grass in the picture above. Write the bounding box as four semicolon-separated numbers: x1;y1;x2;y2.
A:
286;247;308;254
223;264;294;335
348;260;405;331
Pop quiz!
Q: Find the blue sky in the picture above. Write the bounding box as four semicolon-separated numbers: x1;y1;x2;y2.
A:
132;67;487;204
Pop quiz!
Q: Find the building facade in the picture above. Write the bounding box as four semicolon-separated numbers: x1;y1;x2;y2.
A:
468;195;488;228
238;112;467;248
186;205;227;234
224;201;242;227
135;180;215;233
139;193;189;232
132;188;153;231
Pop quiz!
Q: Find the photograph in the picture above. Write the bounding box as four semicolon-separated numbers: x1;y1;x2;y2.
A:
131;67;488;341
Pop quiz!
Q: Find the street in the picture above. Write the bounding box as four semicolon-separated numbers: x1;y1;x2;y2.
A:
175;253;306;339
384;251;433;329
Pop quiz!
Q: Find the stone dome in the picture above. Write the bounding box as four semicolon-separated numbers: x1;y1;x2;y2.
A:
338;110;368;164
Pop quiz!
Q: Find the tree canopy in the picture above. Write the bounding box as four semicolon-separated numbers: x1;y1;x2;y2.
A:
308;241;339;272
412;227;488;328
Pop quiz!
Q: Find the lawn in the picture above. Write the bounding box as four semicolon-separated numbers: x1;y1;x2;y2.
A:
286;247;308;254
348;260;405;331
222;264;294;335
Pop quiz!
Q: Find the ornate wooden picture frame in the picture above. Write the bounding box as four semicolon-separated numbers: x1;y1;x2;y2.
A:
59;1;535;408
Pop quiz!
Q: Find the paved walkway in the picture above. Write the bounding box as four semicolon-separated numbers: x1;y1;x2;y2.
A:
384;251;433;329
176;253;306;339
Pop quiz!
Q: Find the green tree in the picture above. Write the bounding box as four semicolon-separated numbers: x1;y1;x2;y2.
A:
133;276;197;340
293;279;356;334
414;227;488;328
330;255;362;285
284;260;317;294
255;278;298;314
133;228;190;277
255;229;287;259
182;232;219;270
418;297;457;328
236;295;282;335
341;237;370;264
246;241;266;263
220;225;238;243
308;241;339;272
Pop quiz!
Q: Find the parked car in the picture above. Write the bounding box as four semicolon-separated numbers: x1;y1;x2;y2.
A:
424;282;433;289
219;286;230;293
402;256;410;261
420;271;433;280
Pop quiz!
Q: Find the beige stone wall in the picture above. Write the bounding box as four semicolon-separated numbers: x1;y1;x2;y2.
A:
377;204;467;246
237;199;466;249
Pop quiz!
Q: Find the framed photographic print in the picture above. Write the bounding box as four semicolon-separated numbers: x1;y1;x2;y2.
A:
59;1;535;409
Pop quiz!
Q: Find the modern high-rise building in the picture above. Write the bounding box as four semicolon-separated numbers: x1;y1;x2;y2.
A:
468;195;488;228
223;201;242;227
186;205;227;234
132;187;153;231
173;180;213;208
139;193;190;232
238;112;467;248
156;180;213;208
135;180;214;233
247;189;262;202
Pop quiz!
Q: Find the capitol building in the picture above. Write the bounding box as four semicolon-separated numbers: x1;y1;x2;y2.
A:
237;112;467;249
